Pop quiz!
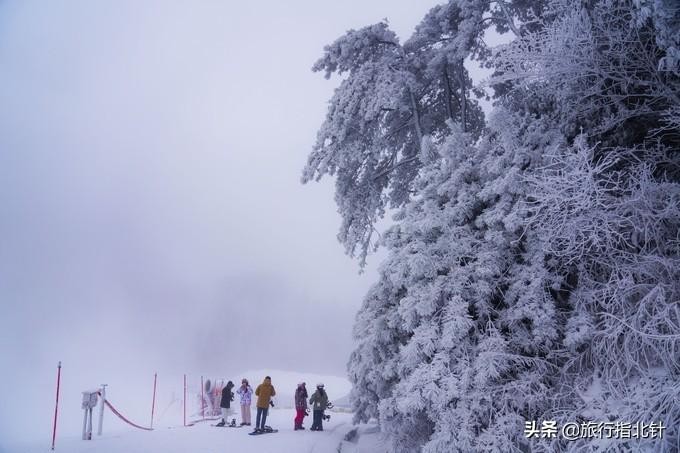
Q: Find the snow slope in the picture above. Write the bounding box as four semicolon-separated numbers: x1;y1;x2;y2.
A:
9;409;386;453
1;369;357;453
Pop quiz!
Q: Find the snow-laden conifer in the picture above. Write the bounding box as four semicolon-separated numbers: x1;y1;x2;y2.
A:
306;0;679;450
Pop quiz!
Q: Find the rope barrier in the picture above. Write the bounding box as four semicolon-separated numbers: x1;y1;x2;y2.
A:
101;396;153;431
85;375;227;433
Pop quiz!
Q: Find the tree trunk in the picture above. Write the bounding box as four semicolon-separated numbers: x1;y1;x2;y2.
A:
457;59;467;132
444;62;455;122
408;88;424;151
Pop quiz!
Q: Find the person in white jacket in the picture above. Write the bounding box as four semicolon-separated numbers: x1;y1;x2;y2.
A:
235;378;253;426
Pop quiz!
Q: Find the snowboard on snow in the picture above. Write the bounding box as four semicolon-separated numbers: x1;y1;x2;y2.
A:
248;427;278;435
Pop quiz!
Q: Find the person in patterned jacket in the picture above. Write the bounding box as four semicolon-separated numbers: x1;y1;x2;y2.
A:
236;378;253;426
294;382;308;430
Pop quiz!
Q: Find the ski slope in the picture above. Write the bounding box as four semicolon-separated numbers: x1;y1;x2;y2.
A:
1;369;386;453
12;409;385;453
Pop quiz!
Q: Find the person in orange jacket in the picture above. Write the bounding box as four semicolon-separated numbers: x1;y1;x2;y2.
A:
253;376;276;433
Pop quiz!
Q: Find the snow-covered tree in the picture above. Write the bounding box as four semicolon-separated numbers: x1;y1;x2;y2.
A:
497;2;680;449
347;107;565;452
525;138;680;451
305;0;679;451
301;13;485;266
495;0;680;143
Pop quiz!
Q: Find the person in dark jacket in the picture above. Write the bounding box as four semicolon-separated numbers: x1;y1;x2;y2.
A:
216;381;234;426
309;383;330;431
294;382;308;430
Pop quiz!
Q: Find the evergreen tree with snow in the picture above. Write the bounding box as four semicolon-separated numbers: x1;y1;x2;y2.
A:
305;0;680;451
302;10;485;266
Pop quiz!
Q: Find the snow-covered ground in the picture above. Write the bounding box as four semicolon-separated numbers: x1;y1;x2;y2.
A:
10;409;385;453
1;370;386;453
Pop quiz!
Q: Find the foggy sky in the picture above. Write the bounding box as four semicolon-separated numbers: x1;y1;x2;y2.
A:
0;0;443;446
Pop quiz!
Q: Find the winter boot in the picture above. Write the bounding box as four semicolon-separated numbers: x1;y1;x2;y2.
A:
216;419;226;427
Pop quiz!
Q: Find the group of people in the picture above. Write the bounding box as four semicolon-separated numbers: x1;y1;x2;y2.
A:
294;381;332;431
216;376;332;433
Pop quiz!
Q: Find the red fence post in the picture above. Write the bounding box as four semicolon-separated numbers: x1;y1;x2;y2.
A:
150;373;157;429
183;374;187;427
51;361;62;450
